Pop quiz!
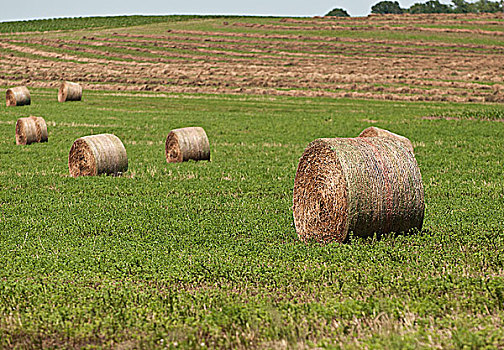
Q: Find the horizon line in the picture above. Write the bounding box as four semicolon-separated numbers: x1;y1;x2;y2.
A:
0;12;373;23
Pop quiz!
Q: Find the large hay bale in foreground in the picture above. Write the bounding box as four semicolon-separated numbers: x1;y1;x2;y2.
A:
68;134;128;177
58;81;82;102
6;86;31;107
293;138;424;243
15;116;48;145
165;127;210;163
359;126;414;153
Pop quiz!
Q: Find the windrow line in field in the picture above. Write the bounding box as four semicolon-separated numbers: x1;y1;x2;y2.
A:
0;40;197;64
106;32;504;56
88;35;502;59
133;29;504;51
231;22;504;37
0;61;501;102
0;41;146;66
280;17;504;28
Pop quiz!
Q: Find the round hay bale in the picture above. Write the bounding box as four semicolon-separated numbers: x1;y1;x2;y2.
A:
6;86;31;107
15;116;48;145
359;126;414;153
293;138;424;243
58;81;82;102
165;127;210;163
68;134;128;177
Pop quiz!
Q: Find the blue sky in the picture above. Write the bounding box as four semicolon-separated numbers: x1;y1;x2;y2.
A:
0;0;455;22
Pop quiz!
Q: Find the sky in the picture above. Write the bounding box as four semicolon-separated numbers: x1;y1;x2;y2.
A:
0;0;455;22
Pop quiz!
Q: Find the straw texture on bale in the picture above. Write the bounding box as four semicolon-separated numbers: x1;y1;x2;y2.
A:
293;138;424;243
6;86;31;107
165;127;210;163
58;81;82;102
15;116;48;145
68;134;128;177
359;126;414;153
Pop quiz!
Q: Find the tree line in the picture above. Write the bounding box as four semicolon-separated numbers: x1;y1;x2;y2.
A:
326;0;503;17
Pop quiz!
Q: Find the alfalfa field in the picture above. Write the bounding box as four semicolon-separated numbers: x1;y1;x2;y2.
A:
1;14;504;348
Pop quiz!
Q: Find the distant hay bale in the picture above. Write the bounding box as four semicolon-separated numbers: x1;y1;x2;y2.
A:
15;116;48;145
58;81;82;102
68;134;128;177
293;138;424;243
359;126;414;153
165;127;210;163
6;86;31;107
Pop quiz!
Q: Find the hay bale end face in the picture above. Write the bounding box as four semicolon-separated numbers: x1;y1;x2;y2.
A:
58;81;82;102
6;86;31;107
165;127;210;163
15;116;48;145
293;137;424;243
68;134;128;177
359;126;414;153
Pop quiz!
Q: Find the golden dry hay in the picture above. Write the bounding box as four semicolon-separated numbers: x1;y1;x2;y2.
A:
359;126;414;153
58;81;82;102
165;127;210;163
6;86;31;107
293;137;424;243
15;116;48;145
68;134;128;177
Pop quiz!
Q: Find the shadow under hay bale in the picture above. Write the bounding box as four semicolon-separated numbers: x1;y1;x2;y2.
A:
293;138;424;243
6;86;31;107
68;134;128;177
58;81;82;102
359;126;414;153
15;116;48;145
165;127;210;163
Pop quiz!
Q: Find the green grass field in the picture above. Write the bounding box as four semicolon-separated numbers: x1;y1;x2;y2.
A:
0;16;231;33
1;88;504;348
1;13;504;349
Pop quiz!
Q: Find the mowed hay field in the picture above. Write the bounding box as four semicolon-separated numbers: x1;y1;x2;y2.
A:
0;15;504;349
0;14;503;102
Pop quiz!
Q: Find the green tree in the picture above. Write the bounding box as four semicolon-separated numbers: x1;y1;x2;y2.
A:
409;0;452;13
451;0;473;12
325;8;351;16
473;0;502;12
371;1;405;14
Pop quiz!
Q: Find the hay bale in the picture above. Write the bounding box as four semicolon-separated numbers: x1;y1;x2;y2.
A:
293;137;424;243
15;116;48;145
68;134;128;177
165;127;210;163
6;86;31;107
359;126;414;153
58;81;82;102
